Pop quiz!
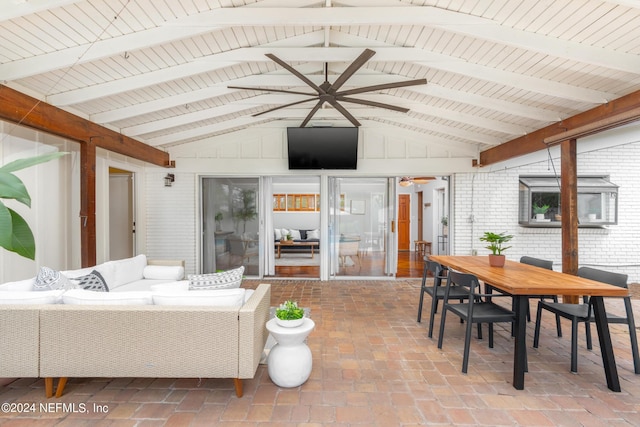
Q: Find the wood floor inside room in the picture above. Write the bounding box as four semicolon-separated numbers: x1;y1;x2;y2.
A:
273;250;424;278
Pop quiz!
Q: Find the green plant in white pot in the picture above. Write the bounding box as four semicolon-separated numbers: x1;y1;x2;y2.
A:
275;300;305;327
533;204;549;220
479;231;513;267
0;152;67;260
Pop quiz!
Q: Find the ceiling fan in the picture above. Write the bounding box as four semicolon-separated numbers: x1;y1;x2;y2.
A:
228;48;427;127
399;176;436;186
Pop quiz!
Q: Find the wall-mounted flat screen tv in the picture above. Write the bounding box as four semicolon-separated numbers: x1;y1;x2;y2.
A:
287;127;358;170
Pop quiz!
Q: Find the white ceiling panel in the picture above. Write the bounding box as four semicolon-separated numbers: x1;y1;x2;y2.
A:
1;0;639;154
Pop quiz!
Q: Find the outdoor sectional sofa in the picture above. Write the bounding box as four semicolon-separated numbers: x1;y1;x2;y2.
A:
0;255;271;398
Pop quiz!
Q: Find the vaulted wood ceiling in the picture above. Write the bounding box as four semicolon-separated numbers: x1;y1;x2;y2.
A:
2;0;640;164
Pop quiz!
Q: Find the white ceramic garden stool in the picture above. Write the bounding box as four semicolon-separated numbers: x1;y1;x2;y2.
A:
266;317;315;388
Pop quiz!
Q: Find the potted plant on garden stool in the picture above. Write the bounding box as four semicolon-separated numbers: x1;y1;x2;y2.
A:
479;231;513;267
275;300;305;327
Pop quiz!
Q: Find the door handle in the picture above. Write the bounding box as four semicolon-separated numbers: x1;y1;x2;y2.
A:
391;220;395;233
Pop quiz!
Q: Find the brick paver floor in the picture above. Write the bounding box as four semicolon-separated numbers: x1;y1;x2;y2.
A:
1;279;639;426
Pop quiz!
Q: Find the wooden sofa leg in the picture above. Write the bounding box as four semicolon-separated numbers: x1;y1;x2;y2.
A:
44;378;54;398
233;378;243;397
55;377;68;398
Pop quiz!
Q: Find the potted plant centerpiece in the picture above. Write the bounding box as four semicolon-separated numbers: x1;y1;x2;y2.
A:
479;231;513;267
275;300;305;327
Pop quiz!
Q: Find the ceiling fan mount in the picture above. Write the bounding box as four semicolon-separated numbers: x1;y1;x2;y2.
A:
228;49;427;127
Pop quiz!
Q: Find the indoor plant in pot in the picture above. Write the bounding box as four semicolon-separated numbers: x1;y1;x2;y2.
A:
275;300;305;327
479;231;513;267
533;204;549;221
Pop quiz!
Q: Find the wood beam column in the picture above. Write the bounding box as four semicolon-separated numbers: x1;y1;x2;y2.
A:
561;138;579;304
80;139;97;268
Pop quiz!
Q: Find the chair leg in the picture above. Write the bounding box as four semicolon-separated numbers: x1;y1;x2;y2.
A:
533;302;543;348
462;317;474;373
585;321;593;350
624;298;640;374
417;289;425;323
571;320;579;373
428;295;439;338
437;308;448;349
552;296;562;337
488;323;494;348
417;263;429;323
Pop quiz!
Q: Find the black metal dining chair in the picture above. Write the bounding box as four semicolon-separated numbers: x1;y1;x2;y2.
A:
437;270;515;373
485;256;561;337
533;266;640;374
417;260;470;338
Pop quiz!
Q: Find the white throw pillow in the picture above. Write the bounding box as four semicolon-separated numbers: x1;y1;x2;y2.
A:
289;229;301;240
150;281;190;293
153;288;246;307
280;228;289;238
111;254;147;289
0;278;35;292
274;228;282;240
307;229;320;239
62;289;153;305
0;289;64;305
143;265;185;280
188;266;244;290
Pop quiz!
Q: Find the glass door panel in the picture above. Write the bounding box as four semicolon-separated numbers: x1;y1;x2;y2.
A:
202;177;260;275
329;177;392;278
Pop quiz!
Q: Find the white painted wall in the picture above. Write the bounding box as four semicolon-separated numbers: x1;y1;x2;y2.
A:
5;118;640;282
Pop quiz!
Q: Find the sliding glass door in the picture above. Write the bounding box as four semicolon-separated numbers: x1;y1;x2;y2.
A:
328;177;395;278
201;177;260;275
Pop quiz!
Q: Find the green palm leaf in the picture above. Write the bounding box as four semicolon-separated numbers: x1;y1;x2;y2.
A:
0;171;31;207
0;152;67;173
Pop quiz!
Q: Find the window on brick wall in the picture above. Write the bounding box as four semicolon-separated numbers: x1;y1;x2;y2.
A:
518;176;618;227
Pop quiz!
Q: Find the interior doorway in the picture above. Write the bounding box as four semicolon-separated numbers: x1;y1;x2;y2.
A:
108;168;134;260
398;194;410;251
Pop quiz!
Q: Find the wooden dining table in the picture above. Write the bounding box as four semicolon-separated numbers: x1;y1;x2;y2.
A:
429;255;629;392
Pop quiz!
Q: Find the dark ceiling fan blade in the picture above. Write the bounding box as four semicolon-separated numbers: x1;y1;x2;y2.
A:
329;100;361;127
265;53;325;94
228;86;316;96
299;100;325;128
336;78;427;96
252;98;317;117
329;48;376;93
337;96;410;113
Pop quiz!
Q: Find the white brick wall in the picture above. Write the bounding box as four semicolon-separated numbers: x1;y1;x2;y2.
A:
145;172;197;274
453;141;640;282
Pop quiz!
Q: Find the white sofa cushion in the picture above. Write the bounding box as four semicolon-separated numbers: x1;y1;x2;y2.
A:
62;289;153;305
274;228;282;240
307;229;320;239
0;289;64;305
152;288;246;307
150;281;190;293
34;267;76;291
143;265;184;281
188;266;244;290
111;254;147;289
0;278;35;292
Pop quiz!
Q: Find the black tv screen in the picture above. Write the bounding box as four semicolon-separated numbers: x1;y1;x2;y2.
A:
287;127;358;170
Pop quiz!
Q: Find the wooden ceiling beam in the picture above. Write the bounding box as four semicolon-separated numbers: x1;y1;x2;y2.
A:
0;85;173;168
478;89;640;167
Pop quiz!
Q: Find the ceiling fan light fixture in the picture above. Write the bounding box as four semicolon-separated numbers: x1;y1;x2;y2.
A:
412;177;433;184
399;177;413;187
